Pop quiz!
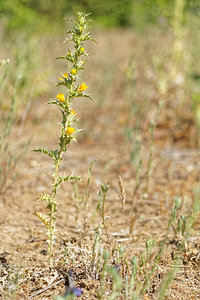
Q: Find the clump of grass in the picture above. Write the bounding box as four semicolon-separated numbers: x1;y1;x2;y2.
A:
34;11;95;265
124;99;162;233
88;196;194;299
156;190;200;299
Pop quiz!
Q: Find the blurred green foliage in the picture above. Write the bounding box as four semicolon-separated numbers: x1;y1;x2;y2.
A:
0;0;199;32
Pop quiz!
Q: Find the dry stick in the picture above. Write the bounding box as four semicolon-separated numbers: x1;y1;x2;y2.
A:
115;176;127;231
29;278;64;298
118;176;126;214
102;191;110;243
99;183;110;243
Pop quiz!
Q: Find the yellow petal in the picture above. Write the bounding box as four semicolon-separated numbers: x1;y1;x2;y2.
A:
56;93;65;102
78;82;88;92
65;127;75;135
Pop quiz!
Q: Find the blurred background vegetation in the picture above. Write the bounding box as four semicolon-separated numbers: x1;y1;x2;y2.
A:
1;0;200;146
1;0;200;140
1;0;200;130
1;0;200;195
0;0;200;32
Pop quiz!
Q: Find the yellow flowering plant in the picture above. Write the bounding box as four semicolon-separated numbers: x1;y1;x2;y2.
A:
34;11;94;265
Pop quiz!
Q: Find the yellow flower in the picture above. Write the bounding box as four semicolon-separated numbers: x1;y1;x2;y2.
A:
80;47;84;53
78;82;88;93
71;69;77;75
70;109;76;114
65;127;75;135
58;73;68;81
56;93;65;102
79;26;83;33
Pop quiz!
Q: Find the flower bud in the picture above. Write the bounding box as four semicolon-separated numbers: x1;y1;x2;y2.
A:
78;82;88;92
65;127;75;135
71;69;77;75
56;93;65;102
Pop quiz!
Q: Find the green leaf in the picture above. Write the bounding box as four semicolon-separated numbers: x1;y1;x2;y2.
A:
82;94;95;101
48;99;68;110
34;211;50;228
55;175;82;188
56;82;67;87
56;56;66;60
34;148;58;160
39;192;51;202
62;175;82;182
73;91;95;102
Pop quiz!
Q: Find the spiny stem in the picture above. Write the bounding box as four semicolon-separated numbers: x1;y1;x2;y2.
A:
34;11;94;265
49;150;64;264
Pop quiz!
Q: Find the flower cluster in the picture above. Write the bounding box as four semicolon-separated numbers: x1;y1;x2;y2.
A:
53;12;94;143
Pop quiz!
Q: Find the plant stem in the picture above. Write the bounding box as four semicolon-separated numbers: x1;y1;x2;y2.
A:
101;186;110;242
49;147;64;264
